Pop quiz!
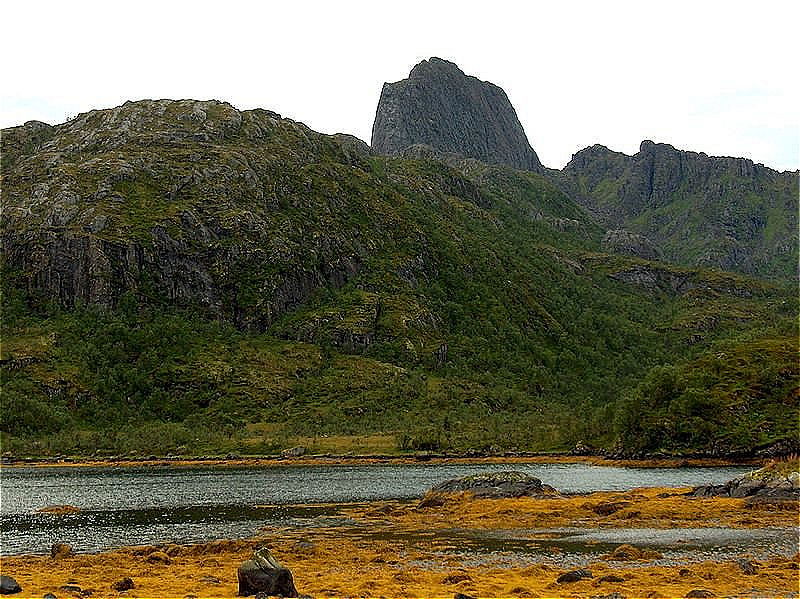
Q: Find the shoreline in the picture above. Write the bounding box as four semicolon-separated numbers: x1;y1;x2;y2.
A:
2;486;797;597
0;453;765;470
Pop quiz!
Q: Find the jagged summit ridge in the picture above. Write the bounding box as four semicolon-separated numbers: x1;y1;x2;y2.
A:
371;57;542;172
561;139;798;278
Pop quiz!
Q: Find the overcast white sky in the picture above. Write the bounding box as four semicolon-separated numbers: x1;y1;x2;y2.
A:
2;0;798;171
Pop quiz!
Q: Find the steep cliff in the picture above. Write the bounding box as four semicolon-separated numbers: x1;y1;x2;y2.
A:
371;58;542;172
561;141;798;279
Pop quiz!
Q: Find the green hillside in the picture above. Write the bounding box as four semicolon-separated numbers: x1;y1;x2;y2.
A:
1;100;797;457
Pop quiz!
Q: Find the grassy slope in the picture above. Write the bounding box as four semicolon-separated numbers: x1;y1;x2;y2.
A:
1;102;797;456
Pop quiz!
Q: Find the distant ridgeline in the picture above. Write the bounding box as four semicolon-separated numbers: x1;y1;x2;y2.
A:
1;58;797;458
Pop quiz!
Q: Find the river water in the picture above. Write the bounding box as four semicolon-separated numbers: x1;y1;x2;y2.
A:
0;462;763;555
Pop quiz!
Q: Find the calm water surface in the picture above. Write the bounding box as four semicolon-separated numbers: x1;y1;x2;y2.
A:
0;462;754;555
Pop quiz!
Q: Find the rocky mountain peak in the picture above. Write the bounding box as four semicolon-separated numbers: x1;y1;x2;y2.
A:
371;57;542;172
407;56;463;78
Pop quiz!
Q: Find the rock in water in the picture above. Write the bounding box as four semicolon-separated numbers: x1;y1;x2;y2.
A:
371;57;543;172
419;471;558;506
237;547;298;597
692;464;800;502
431;471;556;498
0;576;21;595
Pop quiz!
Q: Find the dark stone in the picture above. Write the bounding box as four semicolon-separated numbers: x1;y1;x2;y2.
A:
557;569;593;583
454;594;476;599
371;57;542;172
0;576;22;595
692;469;799;502
111;578;135;591
685;590;715;598
424;471;558;501
237;547;298;597
280;446;306;458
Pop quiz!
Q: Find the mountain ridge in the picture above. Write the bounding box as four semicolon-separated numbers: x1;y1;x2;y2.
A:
1;89;797;457
367;58;797;281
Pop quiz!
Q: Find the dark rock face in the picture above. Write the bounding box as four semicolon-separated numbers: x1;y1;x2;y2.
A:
426;471;557;499
371;58;542;172
561;140;798;279
237;547;298;597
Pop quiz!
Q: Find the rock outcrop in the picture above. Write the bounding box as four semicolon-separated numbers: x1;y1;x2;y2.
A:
371;58;542;172
420;471;558;506
692;462;799;503
561;140;798;279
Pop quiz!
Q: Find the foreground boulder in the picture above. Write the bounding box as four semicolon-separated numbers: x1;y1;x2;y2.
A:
420;471;558;506
237;547;298;597
0;576;21;595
